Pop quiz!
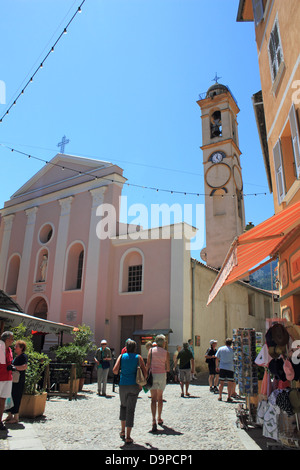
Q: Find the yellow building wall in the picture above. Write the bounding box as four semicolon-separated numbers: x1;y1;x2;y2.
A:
191;262;279;372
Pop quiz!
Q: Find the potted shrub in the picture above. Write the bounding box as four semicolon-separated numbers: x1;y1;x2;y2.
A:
52;324;96;391
11;324;51;418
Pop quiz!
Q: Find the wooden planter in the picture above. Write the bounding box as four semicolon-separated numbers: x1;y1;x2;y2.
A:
59;378;80;393
19;392;47;418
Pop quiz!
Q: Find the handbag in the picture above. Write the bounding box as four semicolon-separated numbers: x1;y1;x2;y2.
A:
12;370;20;383
146;370;153;388
113;355;122;385
136;365;147;386
146;350;153;388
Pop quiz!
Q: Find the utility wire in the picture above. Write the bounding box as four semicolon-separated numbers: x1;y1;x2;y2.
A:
0;0;86;124
0;143;268;199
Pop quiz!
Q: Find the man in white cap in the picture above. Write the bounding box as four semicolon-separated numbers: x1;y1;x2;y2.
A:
204;340;219;393
94;340;112;396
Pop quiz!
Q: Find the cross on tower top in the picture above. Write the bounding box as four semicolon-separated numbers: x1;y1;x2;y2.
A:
57;135;70;154
212;73;222;84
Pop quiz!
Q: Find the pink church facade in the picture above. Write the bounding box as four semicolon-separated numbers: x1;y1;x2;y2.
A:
0;154;194;355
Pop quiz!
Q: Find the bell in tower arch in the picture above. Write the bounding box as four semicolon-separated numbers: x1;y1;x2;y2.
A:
210;110;222;138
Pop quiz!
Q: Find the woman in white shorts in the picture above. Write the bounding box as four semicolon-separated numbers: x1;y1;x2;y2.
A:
146;335;170;432
0;331;14;431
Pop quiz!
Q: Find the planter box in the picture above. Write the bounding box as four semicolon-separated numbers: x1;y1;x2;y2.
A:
19;392;47;418
59;378;80;393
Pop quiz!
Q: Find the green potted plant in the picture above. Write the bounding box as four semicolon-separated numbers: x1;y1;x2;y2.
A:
53;324;96;391
11;324;51;418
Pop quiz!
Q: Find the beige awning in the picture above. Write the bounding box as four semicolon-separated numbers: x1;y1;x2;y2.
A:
0;308;74;335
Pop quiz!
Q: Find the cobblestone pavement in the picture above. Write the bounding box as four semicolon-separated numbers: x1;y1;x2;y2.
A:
1;379;262;451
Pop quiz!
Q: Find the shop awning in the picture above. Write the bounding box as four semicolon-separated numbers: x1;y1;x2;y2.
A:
133;329;173;337
0;308;75;335
207;200;300;305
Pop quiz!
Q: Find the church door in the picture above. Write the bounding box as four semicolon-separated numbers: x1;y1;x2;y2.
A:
120;315;142;353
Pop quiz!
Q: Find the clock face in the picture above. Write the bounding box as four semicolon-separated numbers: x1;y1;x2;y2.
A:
211;151;225;164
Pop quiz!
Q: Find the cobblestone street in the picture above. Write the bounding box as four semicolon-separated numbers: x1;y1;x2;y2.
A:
0;379;262;451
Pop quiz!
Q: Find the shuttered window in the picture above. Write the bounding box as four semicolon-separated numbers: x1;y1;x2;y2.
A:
268;18;283;82
252;0;264;26
289;103;300;180
273;140;286;204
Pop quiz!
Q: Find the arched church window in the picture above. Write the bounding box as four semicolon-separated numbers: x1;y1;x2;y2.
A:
65;242;85;291
5;254;21;295
210;110;222;138
119;248;144;293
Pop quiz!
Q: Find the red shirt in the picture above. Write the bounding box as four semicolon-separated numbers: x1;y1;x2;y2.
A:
0;347;13;381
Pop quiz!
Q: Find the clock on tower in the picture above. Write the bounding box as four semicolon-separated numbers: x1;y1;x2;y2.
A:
197;82;245;269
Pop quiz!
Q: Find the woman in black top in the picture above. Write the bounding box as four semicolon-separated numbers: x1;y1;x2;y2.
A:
5;340;28;424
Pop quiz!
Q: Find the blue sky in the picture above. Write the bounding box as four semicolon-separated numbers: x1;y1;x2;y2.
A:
0;0;275;259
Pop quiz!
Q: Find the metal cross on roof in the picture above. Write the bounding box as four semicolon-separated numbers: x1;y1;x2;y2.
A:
212;73;222;84
57;135;70;154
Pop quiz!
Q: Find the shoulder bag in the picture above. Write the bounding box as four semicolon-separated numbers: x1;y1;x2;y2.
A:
146;350;153;389
136;356;147;386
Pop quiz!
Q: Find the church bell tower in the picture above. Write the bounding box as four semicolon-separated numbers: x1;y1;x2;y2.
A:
197;82;245;269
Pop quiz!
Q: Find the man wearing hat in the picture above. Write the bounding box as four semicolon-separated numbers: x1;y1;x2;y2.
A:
94;340;112;396
205;340;219;393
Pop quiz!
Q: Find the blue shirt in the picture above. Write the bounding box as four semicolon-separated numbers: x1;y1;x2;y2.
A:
216;346;234;371
120;353;139;386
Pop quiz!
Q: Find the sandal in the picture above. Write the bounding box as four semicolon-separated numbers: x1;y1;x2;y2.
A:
120;432;125;440
151;422;157;432
158;419;164;426
125;438;133;445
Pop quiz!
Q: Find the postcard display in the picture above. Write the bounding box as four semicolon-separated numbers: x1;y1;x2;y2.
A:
233;328;260;398
233;327;263;425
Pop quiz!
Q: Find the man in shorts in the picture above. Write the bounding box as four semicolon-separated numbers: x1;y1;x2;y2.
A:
175;342;194;397
215;338;234;402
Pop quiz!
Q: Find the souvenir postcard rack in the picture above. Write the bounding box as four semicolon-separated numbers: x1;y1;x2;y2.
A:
233;328;261;423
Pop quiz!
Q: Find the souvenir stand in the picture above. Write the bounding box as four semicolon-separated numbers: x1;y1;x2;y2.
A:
255;320;300;449
233;328;262;426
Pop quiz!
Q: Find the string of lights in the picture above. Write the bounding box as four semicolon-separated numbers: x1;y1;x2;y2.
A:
0;143;268;199
0;0;86;124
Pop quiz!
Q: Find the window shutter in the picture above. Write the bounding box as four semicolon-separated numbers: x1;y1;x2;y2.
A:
252;0;264;26
273;140;286;204
289;103;300;179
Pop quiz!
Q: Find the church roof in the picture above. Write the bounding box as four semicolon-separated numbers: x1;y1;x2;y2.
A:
2;154;126;210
